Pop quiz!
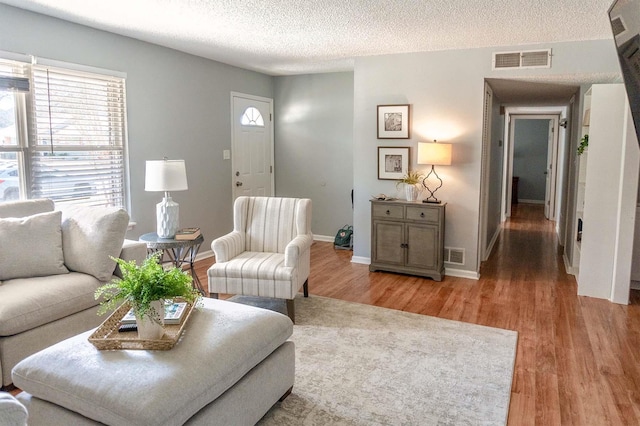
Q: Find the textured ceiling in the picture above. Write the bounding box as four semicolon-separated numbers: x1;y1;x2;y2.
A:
0;0;620;76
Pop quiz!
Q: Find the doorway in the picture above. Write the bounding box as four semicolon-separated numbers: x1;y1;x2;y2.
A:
230;92;274;200
502;110;564;224
508;115;559;220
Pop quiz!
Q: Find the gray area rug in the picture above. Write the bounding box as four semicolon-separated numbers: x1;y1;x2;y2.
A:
228;295;517;425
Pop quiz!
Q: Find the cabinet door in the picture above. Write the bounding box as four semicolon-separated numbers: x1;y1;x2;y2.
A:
406;223;438;270
372;221;404;265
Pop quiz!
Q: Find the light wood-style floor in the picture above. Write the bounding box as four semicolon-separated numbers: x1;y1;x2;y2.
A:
195;203;640;425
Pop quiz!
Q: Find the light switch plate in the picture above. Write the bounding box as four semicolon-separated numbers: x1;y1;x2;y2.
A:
223;149;230;160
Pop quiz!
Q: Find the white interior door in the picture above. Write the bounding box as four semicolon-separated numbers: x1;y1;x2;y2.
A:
544;117;559;220
231;93;274;200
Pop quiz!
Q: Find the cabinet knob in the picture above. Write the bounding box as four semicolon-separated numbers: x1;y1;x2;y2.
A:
386;210;390;215
400;243;408;248
420;212;425;218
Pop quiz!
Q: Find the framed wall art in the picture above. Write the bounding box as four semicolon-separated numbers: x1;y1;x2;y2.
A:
377;104;410;139
378;147;410;180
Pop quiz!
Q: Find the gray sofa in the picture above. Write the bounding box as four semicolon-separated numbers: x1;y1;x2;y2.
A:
0;199;147;389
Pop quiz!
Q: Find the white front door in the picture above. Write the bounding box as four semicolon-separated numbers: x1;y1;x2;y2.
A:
231;93;274;200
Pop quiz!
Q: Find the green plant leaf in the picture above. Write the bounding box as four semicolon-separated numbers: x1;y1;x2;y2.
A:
95;252;200;321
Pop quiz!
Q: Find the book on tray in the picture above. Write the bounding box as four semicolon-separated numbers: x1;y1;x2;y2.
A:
174;227;201;240
120;301;188;325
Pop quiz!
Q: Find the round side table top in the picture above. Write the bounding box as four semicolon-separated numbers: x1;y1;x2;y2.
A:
139;232;204;249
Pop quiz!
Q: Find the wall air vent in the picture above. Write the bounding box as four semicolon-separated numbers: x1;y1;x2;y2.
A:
492;49;552;70
444;247;465;265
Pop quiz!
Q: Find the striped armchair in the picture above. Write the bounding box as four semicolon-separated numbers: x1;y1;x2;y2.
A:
208;196;312;322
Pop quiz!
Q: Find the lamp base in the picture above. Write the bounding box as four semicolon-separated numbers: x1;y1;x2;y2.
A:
422;199;442;204
156;195;179;238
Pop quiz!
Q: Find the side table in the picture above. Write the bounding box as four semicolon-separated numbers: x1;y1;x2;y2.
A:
139;232;205;295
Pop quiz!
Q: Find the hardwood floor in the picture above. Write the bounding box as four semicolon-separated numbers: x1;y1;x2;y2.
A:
194;203;640;425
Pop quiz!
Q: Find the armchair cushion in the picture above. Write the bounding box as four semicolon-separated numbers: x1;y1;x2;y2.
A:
0;211;68;281
239;197;311;253
208;252;299;299
60;205;129;282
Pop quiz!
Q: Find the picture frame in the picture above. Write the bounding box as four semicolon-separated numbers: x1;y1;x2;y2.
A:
377;104;410;139
378;147;410;180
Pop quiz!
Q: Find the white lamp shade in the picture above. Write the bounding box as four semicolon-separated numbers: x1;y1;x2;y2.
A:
418;142;452;166
145;160;188;192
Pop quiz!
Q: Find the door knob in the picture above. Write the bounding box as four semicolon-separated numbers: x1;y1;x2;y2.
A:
236;181;243;187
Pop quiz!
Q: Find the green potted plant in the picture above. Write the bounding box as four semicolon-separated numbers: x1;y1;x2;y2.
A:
396;170;424;201
95;252;200;339
577;134;588;155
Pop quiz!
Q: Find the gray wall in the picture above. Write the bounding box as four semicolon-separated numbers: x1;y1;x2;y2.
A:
513;119;550;202
0;3;273;251
274;73;354;238
352;39;620;274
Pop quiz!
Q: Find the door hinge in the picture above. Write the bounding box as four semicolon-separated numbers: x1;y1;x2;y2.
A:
270;165;273;173
270;113;272;122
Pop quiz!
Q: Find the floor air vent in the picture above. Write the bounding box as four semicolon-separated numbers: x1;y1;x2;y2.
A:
444;247;465;265
493;49;551;70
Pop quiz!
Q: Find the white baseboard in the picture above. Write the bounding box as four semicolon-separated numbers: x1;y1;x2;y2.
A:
351;256;371;265
483;226;501;262
631;281;640;291
563;253;577;276
195;250;214;263
313;234;334;243
445;268;480;280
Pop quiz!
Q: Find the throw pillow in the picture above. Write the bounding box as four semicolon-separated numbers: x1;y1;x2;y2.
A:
61;205;129;282
0;210;68;281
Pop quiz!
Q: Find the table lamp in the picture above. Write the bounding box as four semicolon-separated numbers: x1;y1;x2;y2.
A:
145;159;188;238
417;140;452;204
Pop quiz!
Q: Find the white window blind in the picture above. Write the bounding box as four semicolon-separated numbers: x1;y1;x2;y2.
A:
30;65;127;207
0;58;29;92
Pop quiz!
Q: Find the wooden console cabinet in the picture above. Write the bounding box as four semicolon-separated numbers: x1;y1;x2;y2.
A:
369;200;445;281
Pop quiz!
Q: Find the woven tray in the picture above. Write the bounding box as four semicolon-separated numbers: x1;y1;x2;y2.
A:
88;300;195;351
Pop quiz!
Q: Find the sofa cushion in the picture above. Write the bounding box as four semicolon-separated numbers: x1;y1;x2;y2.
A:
0;392;28;426
12;298;293;426
0;273;102;336
0;210;68;281
60;205;129;282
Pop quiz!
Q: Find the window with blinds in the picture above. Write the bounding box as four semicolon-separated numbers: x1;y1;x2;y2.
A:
0;58;29;202
30;65;127;207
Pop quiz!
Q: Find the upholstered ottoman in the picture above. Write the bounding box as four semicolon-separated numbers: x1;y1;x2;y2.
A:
12;298;294;426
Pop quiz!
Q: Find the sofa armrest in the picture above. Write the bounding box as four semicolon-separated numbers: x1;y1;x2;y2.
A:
114;239;148;278
285;234;313;267
0;392;28;426
212;231;245;262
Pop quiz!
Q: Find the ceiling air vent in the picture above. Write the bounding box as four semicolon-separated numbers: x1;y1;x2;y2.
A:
611;16;627;37
492;49;552;70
